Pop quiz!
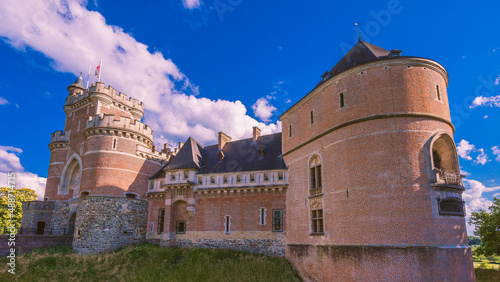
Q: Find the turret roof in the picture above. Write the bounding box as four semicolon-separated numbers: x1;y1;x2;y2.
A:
68;73;85;90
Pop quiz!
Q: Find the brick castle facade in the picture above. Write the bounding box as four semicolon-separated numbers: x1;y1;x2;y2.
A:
21;40;475;281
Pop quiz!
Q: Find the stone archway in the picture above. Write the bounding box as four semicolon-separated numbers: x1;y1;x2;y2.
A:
68;213;76;235
60;154;82;197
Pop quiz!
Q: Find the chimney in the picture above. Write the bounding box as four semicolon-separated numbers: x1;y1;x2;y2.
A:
252;126;261;142
218;132;231;151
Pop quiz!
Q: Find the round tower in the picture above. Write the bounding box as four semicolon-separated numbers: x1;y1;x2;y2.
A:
281;40;474;281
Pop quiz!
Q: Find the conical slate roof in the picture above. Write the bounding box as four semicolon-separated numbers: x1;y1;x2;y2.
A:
68;73;85;90
330;40;391;75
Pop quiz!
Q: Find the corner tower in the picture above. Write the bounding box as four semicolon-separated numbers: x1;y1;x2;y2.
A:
281;40;474;281
45;78;168;201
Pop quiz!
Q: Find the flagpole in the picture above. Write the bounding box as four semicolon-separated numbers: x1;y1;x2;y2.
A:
98;57;102;82
86;64;91;89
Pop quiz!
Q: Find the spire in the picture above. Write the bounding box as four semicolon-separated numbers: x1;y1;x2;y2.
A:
67;73;85;90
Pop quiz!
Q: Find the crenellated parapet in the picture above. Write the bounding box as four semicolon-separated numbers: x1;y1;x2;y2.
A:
135;144;169;163
48;130;70;151
65;82;144;120
84;114;154;147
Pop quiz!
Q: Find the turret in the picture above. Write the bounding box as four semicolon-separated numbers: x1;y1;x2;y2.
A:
67;73;85;96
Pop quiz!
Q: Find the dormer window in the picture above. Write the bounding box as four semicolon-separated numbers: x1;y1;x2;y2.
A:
183;171;188;179
259;146;265;157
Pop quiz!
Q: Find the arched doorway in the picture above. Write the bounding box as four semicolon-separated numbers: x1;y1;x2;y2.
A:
172;201;187;235
68;213;76;235
60;156;82;197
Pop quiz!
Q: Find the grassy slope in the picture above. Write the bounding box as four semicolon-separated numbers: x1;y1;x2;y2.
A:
0;244;302;282
2;244;498;281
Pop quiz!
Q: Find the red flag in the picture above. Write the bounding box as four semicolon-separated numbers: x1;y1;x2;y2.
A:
94;59;101;78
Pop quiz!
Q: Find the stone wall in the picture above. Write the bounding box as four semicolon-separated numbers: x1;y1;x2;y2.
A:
73;196;148;254
157;232;285;256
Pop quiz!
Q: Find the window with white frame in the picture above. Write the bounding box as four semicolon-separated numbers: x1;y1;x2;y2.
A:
273;209;283;232
259;208;266;225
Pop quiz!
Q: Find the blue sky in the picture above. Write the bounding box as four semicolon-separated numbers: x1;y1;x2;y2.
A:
0;0;499;234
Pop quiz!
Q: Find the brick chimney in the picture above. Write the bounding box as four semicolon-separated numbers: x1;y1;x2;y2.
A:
218;132;231;151
161;143;170;154
252;126;261;142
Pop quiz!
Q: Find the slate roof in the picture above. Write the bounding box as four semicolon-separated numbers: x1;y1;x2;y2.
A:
150;133;286;179
330;40;391;76
68;73;85;90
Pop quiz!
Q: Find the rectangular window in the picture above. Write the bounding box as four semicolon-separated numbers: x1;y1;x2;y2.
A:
159;181;164;188
310;111;314;124
273;209;283;232
278;171;284;180
224;175;228;183
237;174;241;183
198;176;202;184
150;222;154;233
184;171;188;179
224;215;231;234
250;173;255;182
311;209;324;234
211;176;215;184
289;125;292;137
112;138;117;149
170;173;175;181
339;93;345;108
176;220;186;234
436;85;441;101
264;172;269;181
158;208;165;234
259;208;266;225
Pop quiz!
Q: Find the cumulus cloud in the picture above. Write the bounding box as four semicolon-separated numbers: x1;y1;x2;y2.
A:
182;0;201;9
456;140;489;165
470;95;500;108
0;0;280;145
252;97;277;122
0;145;46;199
457;140;475;161
474;148;489;165
463;179;500;234
0;97;8;105
492;146;500;162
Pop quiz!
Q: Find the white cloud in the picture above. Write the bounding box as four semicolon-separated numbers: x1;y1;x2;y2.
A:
495;74;500;85
492;146;500;162
456;140;489;165
182;0;201;9
0;97;8;105
470;95;500;108
463;179;500;235
0;145;46;199
252;97;277;122
483;115;488;119
457;140;475;160
0;0;280;145
474;148;489;165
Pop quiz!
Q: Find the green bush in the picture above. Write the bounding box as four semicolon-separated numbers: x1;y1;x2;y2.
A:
479;260;491;269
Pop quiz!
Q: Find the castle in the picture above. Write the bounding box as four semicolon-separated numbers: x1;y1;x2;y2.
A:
21;40;475;281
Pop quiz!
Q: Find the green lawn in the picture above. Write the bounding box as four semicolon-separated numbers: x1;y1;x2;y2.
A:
0;244;302;282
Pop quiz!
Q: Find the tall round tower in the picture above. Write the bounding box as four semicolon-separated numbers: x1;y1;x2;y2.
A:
280;40;474;281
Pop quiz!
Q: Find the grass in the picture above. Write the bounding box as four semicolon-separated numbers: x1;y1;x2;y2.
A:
0;244;302;282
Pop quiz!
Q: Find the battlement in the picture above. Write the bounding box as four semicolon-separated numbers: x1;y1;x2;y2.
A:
136;144;168;163
85;114;154;141
65;82;144;119
49;130;70;144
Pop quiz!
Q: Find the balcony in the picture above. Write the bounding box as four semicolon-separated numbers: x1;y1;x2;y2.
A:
309;187;322;197
431;169;465;192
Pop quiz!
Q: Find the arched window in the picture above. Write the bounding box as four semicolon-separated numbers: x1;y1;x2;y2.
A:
125;193;138;199
428;133;462;187
80;191;90;197
437;197;465;216
309;155;322;196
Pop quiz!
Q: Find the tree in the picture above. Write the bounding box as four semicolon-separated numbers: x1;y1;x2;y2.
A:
0;187;38;233
468;236;482;246
469;197;500;256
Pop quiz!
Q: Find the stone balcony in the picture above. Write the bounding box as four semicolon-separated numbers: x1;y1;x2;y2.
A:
431;169;465;192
